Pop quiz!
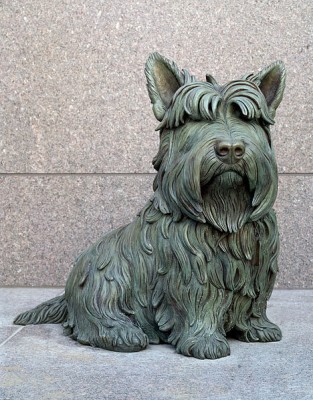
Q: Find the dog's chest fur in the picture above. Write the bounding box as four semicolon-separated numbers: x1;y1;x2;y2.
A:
132;202;278;339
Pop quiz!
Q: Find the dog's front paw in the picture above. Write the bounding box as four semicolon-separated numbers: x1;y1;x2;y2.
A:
176;332;230;359
231;318;282;343
250;318;282;342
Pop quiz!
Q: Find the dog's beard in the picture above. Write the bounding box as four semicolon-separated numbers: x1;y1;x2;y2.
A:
201;171;253;233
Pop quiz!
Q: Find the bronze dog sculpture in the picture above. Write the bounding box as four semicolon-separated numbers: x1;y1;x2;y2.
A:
15;53;286;359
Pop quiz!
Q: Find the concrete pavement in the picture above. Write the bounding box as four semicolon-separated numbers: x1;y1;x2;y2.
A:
1;288;312;400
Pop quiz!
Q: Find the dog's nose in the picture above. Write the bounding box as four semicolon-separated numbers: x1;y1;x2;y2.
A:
215;141;245;164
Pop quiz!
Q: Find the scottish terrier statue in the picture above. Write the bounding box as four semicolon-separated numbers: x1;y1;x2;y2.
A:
15;53;286;359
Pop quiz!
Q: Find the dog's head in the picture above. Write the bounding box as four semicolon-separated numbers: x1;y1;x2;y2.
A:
145;53;286;232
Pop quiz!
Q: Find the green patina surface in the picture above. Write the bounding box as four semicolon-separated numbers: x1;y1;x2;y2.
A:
14;53;286;359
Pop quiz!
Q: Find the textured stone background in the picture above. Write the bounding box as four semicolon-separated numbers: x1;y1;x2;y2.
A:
0;0;312;287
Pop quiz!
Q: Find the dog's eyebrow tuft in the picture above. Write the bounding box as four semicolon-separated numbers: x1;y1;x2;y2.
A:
158;80;274;130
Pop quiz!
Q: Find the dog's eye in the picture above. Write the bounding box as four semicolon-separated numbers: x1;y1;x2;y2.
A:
232;104;251;122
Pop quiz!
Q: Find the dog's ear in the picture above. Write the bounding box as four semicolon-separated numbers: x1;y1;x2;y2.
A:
253;61;286;118
145;53;187;121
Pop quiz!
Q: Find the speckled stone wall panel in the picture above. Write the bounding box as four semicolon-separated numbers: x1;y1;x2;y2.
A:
0;0;312;288
275;175;313;289
0;175;153;286
0;175;312;288
1;0;312;173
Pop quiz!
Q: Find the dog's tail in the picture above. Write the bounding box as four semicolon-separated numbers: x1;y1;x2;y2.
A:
14;294;67;325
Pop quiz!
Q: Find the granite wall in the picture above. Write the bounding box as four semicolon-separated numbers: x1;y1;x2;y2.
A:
1;0;312;288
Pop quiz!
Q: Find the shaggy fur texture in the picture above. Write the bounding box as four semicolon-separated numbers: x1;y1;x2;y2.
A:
14;53;286;359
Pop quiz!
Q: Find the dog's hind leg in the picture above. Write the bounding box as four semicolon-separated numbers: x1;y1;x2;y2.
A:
62;229;149;353
64;279;149;352
64;314;149;352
